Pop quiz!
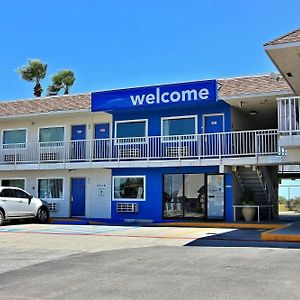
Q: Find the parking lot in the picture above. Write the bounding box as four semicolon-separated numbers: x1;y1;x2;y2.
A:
1;223;300;299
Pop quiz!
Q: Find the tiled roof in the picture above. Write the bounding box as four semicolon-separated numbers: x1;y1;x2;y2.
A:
0;93;91;117
0;75;293;117
218;74;292;98
264;28;300;46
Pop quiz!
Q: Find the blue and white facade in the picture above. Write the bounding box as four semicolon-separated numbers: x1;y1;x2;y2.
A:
91;80;241;222
1;28;300;223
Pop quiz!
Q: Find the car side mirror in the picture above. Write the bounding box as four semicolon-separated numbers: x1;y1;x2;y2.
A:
28;195;33;204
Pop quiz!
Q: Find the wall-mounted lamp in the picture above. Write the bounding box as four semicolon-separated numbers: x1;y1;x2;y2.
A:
249;111;257;116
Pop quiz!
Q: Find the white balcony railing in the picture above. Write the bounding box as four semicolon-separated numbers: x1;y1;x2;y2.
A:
0;129;280;165
278;96;300;135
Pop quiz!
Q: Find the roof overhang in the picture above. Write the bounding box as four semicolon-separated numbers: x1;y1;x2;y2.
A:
0;109;103;122
264;42;300;95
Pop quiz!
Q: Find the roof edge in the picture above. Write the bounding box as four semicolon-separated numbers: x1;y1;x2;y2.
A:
264;28;300;47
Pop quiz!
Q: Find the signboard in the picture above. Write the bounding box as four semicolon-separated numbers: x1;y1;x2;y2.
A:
92;80;217;112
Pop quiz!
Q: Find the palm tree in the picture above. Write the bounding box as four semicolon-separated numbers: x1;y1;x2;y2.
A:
18;59;47;97
48;70;75;95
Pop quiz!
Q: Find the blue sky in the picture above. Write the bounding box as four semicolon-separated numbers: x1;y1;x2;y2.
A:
0;0;299;101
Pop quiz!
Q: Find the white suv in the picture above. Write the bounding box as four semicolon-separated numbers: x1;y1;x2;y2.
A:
0;187;49;226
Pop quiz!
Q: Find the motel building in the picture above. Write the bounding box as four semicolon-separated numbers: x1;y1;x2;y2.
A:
0;28;300;223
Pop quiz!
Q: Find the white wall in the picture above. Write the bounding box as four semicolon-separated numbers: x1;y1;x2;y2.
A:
0;111;112;143
231;107;256;131
0;168;112;219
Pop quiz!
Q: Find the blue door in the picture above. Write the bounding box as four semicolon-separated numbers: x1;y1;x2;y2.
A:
71;178;86;216
71;125;86;160
203;114;224;157
94;123;110;159
204;114;224;133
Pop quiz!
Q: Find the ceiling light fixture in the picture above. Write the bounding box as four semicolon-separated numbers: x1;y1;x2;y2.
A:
249;111;257;116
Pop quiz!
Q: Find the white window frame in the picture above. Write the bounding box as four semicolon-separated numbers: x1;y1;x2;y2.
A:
1;178;26;190
38;125;66;147
161;115;198;142
114;119;148;144
112;175;146;201
37;177;64;201
1;128;27;149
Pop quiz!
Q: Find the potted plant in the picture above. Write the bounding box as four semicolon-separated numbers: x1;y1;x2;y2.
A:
241;188;256;222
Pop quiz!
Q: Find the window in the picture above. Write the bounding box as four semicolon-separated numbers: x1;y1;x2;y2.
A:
2;179;25;190
115;120;147;139
0;188;15;198
2;129;26;149
13;189;29;199
162;116;197;138
163;173;207;219
113;176;145;200
39;127;64;146
38;179;63;199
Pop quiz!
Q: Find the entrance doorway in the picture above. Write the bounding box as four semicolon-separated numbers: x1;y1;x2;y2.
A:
71;178;86;217
163;173;225;220
71;125;86;160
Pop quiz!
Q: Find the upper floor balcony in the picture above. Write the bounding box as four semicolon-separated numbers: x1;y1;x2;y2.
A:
0;128;286;170
278;96;300;148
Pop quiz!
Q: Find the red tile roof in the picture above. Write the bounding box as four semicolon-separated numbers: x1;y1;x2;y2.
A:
0;75;292;117
264;28;300;46
218;74;292;98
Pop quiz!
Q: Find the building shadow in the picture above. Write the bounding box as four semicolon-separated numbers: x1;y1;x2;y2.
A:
184;229;300;249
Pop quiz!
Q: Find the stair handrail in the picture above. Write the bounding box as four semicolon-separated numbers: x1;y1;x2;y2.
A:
259;166;277;205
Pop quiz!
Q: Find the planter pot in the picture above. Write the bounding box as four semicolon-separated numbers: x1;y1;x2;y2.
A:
242;207;256;222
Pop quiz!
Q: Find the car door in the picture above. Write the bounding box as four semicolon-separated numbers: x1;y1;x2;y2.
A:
0;188;20;217
13;189;35;216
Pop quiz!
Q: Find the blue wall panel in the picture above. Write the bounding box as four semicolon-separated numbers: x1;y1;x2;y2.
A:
112;101;231;137
111;166;234;222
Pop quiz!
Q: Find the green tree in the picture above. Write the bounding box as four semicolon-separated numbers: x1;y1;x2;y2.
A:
47;70;75;96
18;59;47;97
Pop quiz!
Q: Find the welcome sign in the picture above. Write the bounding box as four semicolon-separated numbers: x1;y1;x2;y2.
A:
91;80;217;112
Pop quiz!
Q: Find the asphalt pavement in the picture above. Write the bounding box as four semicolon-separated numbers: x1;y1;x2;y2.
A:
0;224;300;299
0;246;300;299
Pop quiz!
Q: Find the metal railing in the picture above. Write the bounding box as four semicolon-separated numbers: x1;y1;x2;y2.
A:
0;129;280;165
278;96;300;135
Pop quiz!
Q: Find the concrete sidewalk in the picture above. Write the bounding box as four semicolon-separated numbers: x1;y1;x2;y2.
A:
262;221;300;242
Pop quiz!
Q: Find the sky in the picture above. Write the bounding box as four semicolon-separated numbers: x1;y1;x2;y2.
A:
0;0;299;101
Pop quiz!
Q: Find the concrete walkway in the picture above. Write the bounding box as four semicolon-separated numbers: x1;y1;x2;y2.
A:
262;221;300;242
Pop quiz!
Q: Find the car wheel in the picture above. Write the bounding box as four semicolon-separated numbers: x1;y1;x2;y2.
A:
0;211;5;226
37;207;49;223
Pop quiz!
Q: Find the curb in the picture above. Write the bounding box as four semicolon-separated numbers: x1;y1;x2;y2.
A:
156;222;284;230
261;225;300;242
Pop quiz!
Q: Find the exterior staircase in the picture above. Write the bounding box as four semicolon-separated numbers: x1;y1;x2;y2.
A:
236;166;268;203
235;166;278;221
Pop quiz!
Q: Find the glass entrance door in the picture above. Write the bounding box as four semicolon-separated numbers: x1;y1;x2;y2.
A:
184;174;206;218
163;174;184;218
207;174;224;219
163;174;206;219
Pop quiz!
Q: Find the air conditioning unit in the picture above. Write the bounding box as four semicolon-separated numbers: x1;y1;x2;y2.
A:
40;152;58;161
119;148;140;158
116;202;138;213
48;202;58;212
4;154;21;162
166;146;189;158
